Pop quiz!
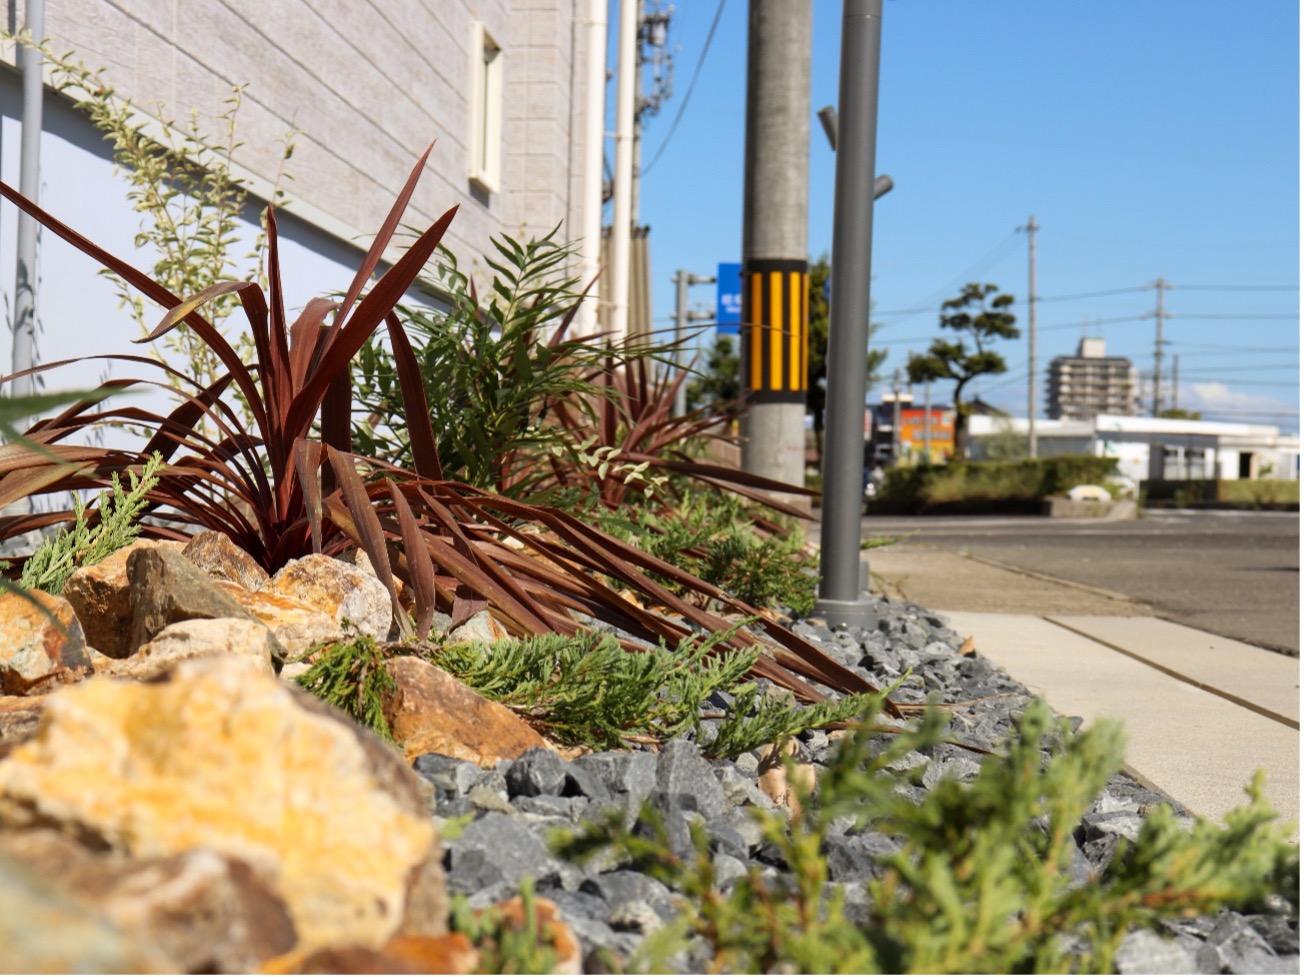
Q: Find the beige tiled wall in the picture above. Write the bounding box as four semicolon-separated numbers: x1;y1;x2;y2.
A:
30;0;592;270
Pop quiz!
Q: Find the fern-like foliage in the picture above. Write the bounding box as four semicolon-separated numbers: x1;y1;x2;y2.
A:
596;489;819;616
294;636;397;742
555;699;1298;974
17;453;163;595
424;629;879;757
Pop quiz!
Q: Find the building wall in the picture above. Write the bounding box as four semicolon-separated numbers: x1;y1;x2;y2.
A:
1046;355;1137;420
29;0;589;268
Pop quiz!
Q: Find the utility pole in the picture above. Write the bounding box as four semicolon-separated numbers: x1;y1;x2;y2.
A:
578;0;606;330
672;269;716;416
1171;354;1179;412
890;368;902;462
815;0;883;630
11;0;44;400
1148;278;1172;416
609;0;638;343
922;378;932;464
740;0;812;493
1020;215;1039;458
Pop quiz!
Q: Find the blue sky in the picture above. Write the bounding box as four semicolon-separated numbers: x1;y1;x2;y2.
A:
622;1;1300;432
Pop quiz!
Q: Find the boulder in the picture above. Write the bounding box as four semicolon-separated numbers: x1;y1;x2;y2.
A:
217;584;338;663
0;848;177;973
105;617;284;681
261;933;479;975
0;828;296;973
0;696;43;751
63;539;181;658
182;530;270;592
127;547;254;653
0;656;447;954
263;554;392;641
0;589;91;695
448;609;510;644
382;655;549;766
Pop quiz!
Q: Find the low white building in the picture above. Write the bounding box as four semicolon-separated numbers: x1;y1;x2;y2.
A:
968;414;1301;483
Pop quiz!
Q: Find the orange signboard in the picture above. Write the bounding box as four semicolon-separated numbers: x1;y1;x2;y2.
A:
898;408;954;458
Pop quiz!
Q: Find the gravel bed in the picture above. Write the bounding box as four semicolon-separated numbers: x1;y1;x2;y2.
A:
417;594;1298;973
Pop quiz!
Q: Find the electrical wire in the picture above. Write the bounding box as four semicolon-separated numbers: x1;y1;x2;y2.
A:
1032;286;1148;303
1173;284;1299;292
641;0;727;177
1171;312;1299;320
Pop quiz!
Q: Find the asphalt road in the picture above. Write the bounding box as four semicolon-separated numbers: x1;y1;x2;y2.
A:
859;510;1300;656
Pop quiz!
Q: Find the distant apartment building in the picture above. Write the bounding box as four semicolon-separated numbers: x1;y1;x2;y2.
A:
1045;338;1138;420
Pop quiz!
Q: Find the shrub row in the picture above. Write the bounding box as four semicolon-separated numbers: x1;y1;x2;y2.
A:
873;455;1120;511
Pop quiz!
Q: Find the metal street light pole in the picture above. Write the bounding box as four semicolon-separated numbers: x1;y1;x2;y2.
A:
815;0;883;630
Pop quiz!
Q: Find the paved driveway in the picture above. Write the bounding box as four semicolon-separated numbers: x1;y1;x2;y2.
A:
858;510;1299;655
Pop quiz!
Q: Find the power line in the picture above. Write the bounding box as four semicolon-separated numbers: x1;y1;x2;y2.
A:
1180;364;1299;374
1171;312;1299;320
1033;286;1147;303
641;0;727;177
1173;284;1299;292
1177;348;1299;357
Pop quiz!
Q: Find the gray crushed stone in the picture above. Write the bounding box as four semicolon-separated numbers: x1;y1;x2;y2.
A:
415;593;1296;972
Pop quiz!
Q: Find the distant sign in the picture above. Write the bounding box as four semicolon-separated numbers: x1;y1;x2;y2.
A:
716;262;742;335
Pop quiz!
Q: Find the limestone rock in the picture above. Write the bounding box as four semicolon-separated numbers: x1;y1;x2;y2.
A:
264;554;392;640
127;547;253;653
0;849;177;973
757;738;816;819
0;828;296;973
448;609;510;644
217;583;338;661
382;655;549;766
63;539;179;658
0;589;91;695
262;933;479;975
0;695;44;751
183;530;270;592
485;894;582;975
0;656;447;954
106;617;284;681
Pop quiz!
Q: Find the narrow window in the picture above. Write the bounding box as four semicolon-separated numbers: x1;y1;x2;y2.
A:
469;22;502;193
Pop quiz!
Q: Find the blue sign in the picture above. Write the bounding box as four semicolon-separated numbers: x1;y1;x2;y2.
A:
716;262;742;335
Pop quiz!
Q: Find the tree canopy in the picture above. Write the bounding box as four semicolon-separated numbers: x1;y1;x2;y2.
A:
906;282;1018;460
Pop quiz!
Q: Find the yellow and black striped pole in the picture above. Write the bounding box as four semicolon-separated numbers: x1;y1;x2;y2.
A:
742;258;809;404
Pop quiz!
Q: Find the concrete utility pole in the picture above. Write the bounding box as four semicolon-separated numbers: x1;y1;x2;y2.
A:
672;269;716;417
740;0;812;492
609;0;638;342
579;0;607;330
1021;215;1039;458
815;0;883;630
1171;354;1179;412
890;368;902;461
1149;278;1172;416
11;0;44;400
922;378;932;464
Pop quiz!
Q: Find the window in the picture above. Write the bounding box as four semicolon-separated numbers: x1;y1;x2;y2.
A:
469;22;503;193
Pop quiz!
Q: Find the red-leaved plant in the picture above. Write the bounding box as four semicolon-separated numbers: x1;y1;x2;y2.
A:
0;147;895;711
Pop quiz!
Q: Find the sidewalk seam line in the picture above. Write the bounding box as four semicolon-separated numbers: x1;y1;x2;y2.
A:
957;551;1141;605
1043;617;1300;731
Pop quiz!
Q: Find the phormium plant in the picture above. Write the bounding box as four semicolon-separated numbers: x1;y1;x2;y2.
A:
0;150;894;707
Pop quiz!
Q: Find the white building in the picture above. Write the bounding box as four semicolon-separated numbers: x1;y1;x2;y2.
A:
969;414;1301;484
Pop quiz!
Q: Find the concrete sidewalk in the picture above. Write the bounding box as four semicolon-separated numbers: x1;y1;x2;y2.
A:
856;544;1300;830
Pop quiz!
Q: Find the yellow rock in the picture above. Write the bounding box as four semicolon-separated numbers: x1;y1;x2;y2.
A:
0;656;445;953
